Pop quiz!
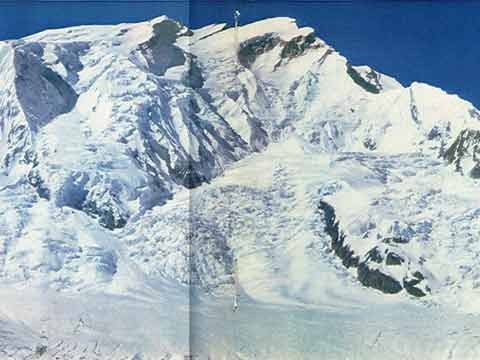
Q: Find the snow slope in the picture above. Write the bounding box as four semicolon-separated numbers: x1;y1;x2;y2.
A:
1;15;480;359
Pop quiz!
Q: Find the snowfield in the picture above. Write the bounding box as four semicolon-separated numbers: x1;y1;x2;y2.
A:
1;15;480;359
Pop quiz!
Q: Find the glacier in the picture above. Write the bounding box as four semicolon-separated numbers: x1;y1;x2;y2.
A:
0;15;480;359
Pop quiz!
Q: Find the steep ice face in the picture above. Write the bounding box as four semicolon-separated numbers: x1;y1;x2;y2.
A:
1;15;480;306
0;39;90;175
347;65;402;94
2;17;250;230
185;16;480;160
0;43;31;173
2;14;480;359
0;17;250;296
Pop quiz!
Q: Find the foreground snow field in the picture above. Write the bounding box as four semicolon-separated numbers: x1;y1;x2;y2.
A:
1;15;480;359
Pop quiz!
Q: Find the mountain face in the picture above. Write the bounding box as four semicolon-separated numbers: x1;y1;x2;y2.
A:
1;15;480;359
444;128;480;177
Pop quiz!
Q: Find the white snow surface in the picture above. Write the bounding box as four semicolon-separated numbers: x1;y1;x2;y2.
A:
0;15;480;359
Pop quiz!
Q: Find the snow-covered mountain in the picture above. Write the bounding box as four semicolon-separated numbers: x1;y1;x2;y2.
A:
1;15;480;359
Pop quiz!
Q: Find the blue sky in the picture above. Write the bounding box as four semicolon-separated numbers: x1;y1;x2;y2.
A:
1;1;480;107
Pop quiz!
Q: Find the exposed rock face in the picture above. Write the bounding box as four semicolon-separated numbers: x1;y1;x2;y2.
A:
27;169;51;200
357;262;403;294
279;32;317;60
386;252;404;266
318;200;359;269
318;199;429;297
14;44;78;130
238;28;320;70
84;193;129;230
238;33;280;68
365;246;383;263
346;64;381;94
183;56;204;89
138;19;187;76
363;137;377;150
403;272;426;297
444;128;480;177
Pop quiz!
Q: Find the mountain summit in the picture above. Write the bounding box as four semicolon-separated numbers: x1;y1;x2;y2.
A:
1;16;480;359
